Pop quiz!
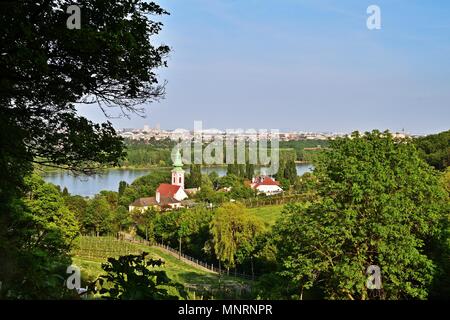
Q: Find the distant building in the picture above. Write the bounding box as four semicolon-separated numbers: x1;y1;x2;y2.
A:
129;150;190;212
250;176;283;196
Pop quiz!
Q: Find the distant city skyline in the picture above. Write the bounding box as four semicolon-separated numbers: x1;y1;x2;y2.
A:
77;0;450;136
118;122;408;135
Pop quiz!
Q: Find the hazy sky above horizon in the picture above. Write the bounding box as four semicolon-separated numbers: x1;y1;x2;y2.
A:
78;0;450;135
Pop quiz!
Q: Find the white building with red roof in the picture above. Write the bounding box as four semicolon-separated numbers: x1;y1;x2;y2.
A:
250;176;283;196
129;150;189;212
155;183;187;205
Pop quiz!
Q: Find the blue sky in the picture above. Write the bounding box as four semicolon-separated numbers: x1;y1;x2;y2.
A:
78;0;450;134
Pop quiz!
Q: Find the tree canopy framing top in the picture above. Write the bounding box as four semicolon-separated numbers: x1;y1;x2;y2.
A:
0;0;170;178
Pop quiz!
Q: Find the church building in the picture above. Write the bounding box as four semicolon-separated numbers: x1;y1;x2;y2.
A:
128;150;189;212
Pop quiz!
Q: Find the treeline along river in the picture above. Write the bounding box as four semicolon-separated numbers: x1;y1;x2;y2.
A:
42;164;313;197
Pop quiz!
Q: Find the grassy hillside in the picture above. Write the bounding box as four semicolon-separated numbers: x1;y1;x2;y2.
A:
71;236;251;299
246;204;284;227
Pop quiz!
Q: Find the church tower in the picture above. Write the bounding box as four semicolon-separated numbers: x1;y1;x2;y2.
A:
171;149;185;189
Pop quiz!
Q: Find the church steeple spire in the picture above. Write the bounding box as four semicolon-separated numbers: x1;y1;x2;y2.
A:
173;148;183;168
171;149;185;189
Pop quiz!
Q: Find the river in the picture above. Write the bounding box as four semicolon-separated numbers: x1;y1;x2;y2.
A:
42;164;313;197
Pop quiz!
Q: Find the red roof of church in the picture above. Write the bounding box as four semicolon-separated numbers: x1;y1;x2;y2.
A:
254;177;280;187
156;183;181;198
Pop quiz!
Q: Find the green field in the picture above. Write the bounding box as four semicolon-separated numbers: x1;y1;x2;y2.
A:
72;236;251;299
246;204;284;227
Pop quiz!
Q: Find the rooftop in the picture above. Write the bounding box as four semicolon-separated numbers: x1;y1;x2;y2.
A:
157;183;181;198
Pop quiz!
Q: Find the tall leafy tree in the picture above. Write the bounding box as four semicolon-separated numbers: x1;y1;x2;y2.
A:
227;164;239;176
176;207;214;258
118;181;128;197
415;130;450;171
245;162;255;180
0;0;170;298
208;171;220;188
283;159;297;184
64;195;89;232
444;168;450;193
210;203;263;270
1;0;170;192
0;175;79;298
189;164;202;188
272;131;448;300
84;195;114;236
238;164;246;178
429;168;450;298
114;205;132;234
153;210;182;246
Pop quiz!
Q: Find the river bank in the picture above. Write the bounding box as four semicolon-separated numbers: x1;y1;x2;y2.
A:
42;163;314;197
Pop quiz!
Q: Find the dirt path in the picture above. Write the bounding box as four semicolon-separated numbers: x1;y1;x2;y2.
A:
122;236;218;274
150;243;218;274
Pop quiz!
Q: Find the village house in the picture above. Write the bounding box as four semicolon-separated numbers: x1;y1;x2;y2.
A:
250;176;283;196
